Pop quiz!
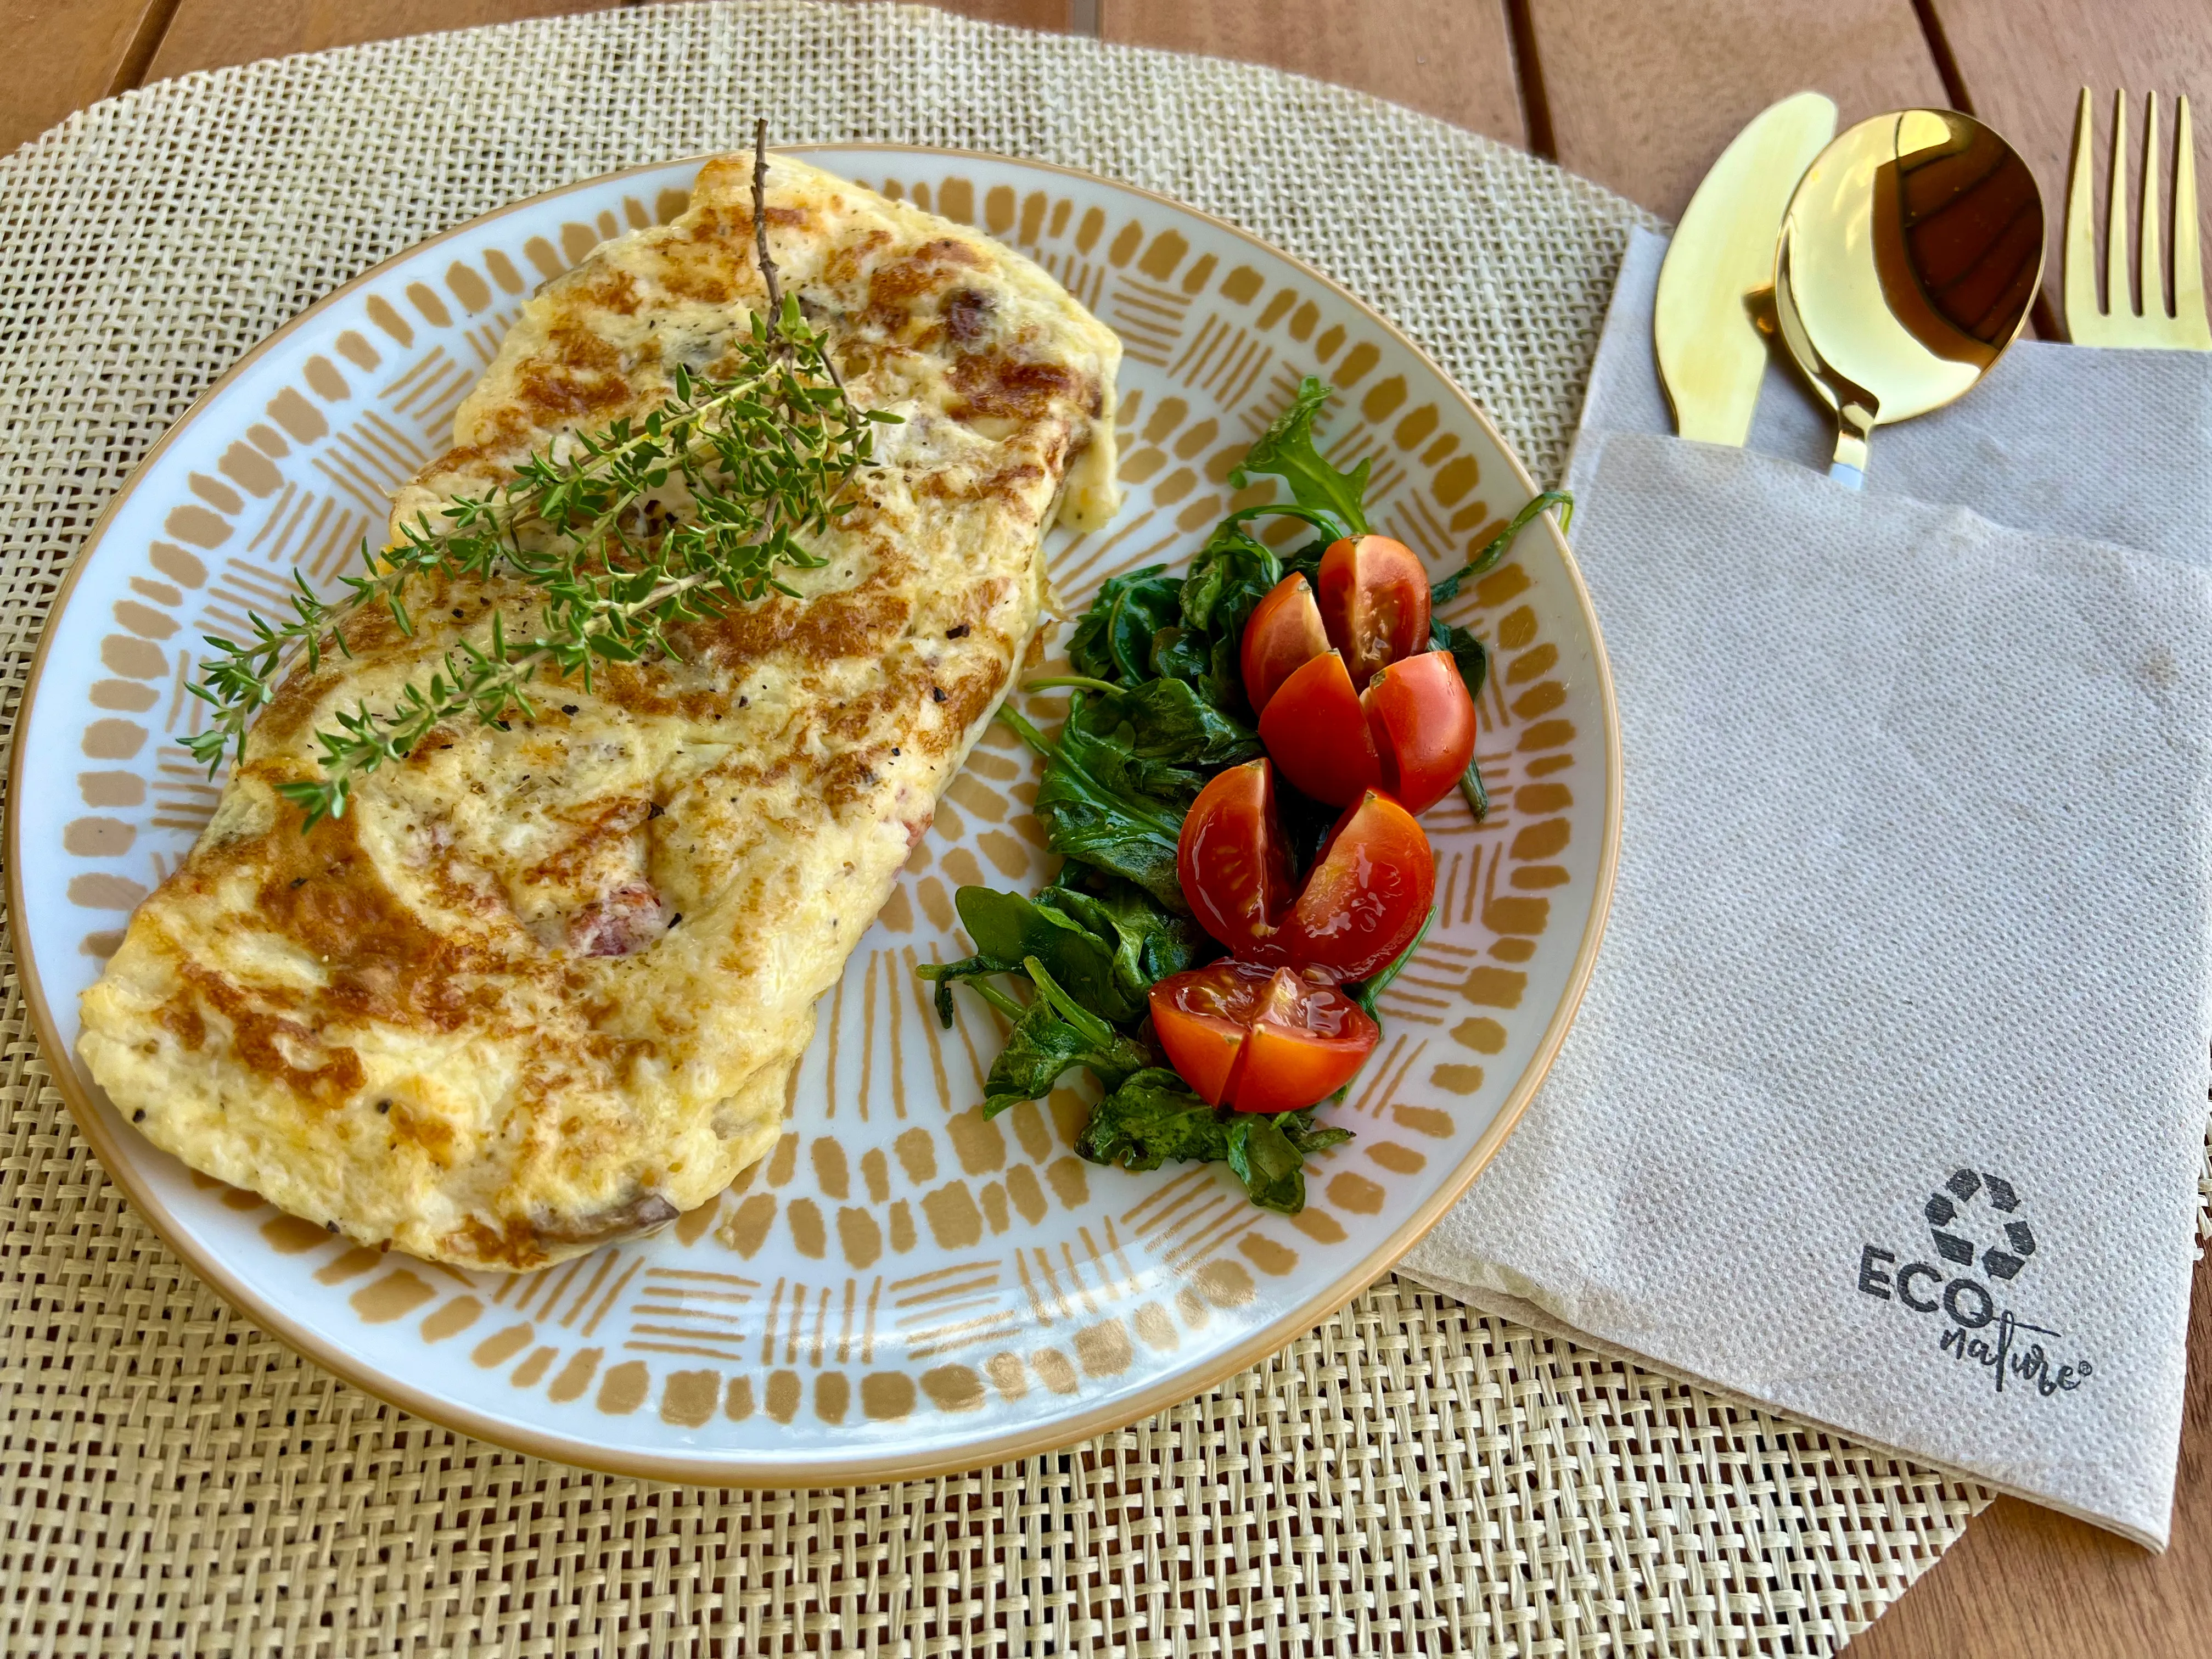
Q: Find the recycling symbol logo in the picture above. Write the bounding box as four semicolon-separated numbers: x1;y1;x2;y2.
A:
1924;1169;2035;1281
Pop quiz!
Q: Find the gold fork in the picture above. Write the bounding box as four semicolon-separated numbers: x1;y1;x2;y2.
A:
2065;89;2211;349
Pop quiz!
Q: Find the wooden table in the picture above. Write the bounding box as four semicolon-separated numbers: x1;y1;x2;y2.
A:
4;1;2209;1652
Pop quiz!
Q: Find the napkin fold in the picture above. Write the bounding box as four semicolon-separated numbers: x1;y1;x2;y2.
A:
1401;230;2212;1547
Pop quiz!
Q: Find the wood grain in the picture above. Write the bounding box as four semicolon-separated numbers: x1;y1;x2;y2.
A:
142;0;620;81
1850;1241;2212;1656
1524;0;1945;218
0;0;172;154
1927;0;2212;340
1099;0;1526;147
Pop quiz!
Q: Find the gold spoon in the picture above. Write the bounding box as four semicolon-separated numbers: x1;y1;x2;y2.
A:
1773;109;2045;486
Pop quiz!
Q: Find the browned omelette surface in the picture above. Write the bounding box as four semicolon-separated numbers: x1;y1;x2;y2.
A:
76;155;1121;1270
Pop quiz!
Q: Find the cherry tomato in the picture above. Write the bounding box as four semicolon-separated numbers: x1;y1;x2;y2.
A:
1362;651;1479;814
1240;575;1330;716
1278;790;1436;979
1176;760;1294;959
1150;960;1379;1113
1256;650;1383;806
1316;535;1431;690
1178;764;1436;982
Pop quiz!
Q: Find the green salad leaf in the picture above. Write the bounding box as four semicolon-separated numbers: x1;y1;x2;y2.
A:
1036;870;1210;1010
1076;1069;1355;1214
979;958;1151;1118
1230;375;1371;540
1067;565;1181;685
913;377;1445;1212
1001;702;1191;911
919;886;1135;1024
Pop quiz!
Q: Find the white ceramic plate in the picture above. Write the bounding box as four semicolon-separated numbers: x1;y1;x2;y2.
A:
9;149;1620;1482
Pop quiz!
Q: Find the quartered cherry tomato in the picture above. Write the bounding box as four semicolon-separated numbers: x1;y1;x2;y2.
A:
1178;762;1437;980
1316;535;1431;690
1149;960;1380;1113
1363;651;1479;811
1257;651;1383;803
1240;575;1332;718
1257;647;1476;815
1176;758;1294;959
1277;790;1436;978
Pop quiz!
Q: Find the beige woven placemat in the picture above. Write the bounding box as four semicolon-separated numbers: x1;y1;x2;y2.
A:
0;3;1986;1651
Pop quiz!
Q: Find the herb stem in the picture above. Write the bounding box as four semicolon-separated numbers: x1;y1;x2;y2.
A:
1431;490;1574;604
1023;675;1123;697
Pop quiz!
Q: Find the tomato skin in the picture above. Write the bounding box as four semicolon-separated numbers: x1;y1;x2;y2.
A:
1176;760;1294;956
1279;791;1437;979
1150;961;1379;1113
1240;575;1331;716
1362;651;1479;815
1316;536;1432;690
1256;651;1383;807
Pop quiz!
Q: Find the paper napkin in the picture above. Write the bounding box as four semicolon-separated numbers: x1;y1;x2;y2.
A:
1400;231;2212;1546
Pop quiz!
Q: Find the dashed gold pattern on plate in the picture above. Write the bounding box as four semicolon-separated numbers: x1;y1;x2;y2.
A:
25;153;1604;1459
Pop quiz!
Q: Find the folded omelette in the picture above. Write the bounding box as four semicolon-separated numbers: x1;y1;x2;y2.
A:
77;155;1121;1270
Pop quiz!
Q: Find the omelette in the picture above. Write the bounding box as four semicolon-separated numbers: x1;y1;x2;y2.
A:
77;154;1121;1271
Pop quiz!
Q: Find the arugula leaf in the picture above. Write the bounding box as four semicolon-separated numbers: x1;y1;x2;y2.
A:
1073;1069;1225;1167
1431;616;1489;704
916;885;1137;1025
1153;529;1283;713
1075;1069;1354;1214
1178;529;1284;638
1430;489;1574;604
1229;375;1370;540
1067;675;1262;800
980;957;1151;1117
1038;871;1211;1008
1001;702;1191;911
1068;565;1181;685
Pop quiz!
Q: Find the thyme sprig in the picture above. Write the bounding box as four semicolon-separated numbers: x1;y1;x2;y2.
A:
183;131;895;827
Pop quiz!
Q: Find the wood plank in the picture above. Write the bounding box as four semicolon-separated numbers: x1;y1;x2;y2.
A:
1524;0;1945;218
1925;0;2212;338
1099;0;1526;147
143;0;620;82
907;0;1080;28
1850;1240;2212;1656
143;2;1076;89
0;0;171;155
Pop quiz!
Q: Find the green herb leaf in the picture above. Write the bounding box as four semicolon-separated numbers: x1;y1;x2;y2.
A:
979;958;1152;1117
1001;701;1192;912
1075;1069;1353;1213
1430;490;1573;605
1067;565;1182;685
184;153;890;831
1228;375;1369;540
1039;871;1211;1006
943;885;1139;1023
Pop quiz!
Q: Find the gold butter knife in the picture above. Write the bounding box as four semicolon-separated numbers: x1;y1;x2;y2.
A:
1656;92;1839;444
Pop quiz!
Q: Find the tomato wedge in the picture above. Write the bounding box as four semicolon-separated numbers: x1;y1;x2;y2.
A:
1178;763;1436;981
1240;574;1331;716
1316;535;1431;690
1150;960;1379;1113
1278;791;1436;979
1363;651;1478;812
1256;651;1383;805
1176;759;1294;959
1257;646;1476;815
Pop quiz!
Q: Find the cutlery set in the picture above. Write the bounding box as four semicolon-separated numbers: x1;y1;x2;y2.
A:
1659;89;2210;474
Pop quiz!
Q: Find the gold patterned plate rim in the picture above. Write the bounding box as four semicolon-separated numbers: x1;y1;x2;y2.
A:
7;147;1622;1484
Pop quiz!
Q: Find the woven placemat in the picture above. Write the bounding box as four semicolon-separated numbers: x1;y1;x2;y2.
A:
0;3;1986;1651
